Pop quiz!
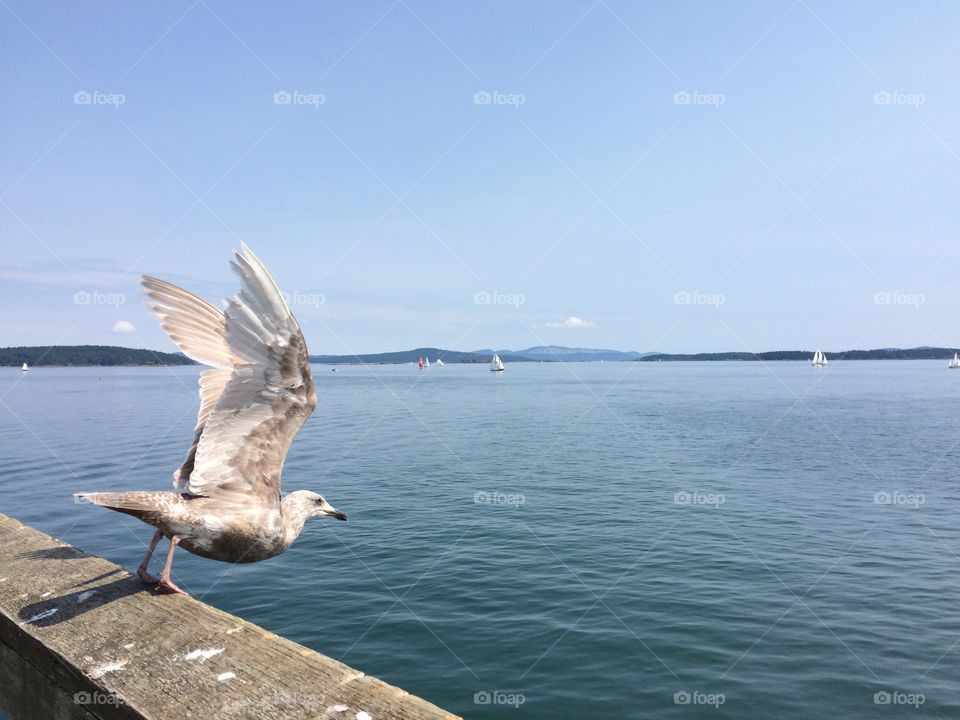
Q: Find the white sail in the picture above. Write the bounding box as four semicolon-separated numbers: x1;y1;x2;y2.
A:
21;362;28;372
436;359;444;367
425;357;430;367
950;353;959;369
812;349;826;367
491;353;505;372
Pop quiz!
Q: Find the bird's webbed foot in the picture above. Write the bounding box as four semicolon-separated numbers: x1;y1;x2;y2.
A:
157;576;189;595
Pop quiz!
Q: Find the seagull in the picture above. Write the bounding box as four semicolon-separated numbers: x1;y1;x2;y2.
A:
76;244;345;595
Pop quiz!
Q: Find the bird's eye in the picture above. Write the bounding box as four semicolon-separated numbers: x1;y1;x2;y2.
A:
314;497;324;505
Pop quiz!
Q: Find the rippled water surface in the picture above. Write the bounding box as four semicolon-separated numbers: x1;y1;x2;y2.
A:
2;361;959;718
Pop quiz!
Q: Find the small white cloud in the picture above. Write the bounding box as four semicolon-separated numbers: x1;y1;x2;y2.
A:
545;316;595;329
112;320;136;334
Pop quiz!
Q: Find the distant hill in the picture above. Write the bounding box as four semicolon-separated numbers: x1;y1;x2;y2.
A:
310;346;649;365
511;346;653;362
0;345;196;367
310;347;534;365
640;347;960;362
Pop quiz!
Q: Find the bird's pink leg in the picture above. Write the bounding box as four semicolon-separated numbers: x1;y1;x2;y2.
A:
136;530;163;584
157;535;188;596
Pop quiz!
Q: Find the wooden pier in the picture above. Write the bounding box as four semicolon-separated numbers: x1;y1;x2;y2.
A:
0;512;459;720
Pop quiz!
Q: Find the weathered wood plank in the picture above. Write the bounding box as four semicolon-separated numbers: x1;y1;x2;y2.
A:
0;513;459;720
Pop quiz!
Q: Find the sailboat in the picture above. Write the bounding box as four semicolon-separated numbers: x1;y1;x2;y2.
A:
436;359;444;367
490;353;505;372
424;357;430;368
418;356;423;370
21;362;28;373
811;349;827;367
949;353;960;369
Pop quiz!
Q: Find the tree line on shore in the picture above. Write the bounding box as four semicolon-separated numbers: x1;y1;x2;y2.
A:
0;345;194;366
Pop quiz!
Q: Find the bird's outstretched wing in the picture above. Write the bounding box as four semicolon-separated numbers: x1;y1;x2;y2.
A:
142;244;317;508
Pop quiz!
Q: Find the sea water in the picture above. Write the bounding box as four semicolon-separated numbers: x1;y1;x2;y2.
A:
1;361;958;718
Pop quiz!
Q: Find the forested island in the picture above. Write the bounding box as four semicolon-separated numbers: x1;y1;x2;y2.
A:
639;347;960;362
0;345;195;367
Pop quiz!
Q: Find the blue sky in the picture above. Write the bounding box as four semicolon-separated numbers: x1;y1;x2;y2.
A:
2;1;960;355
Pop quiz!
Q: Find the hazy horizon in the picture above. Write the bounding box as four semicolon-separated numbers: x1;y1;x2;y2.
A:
4;341;960;359
4;2;960;356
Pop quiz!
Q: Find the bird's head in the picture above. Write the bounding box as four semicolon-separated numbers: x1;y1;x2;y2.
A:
284;490;347;522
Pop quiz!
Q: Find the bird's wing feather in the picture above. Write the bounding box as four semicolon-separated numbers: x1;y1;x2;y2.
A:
142;276;239;435
172;244;316;507
142;276;237;369
142;276;240;491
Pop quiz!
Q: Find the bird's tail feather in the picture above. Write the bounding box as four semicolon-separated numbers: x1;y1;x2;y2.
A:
74;491;173;523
